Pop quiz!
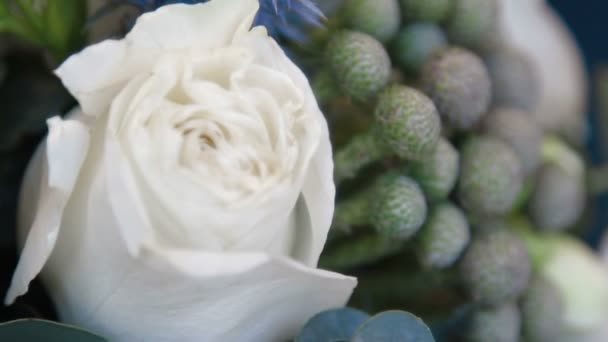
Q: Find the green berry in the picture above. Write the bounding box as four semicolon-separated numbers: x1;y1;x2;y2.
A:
370;174;427;239
374;85;441;161
458;136;523;216
416;202;470;269
483;108;543;175
344;0;401;43
521;275;564;342
421;47;491;130
399;0;451;23
327;30;391;102
392;23;447;75
486;48;540;111
311;69;339;106
466;303;521;342
528;163;585;232
408;137;459;201
445;0;499;50
460;229;531;306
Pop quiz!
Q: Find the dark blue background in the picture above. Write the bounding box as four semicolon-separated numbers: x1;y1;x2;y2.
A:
549;0;608;246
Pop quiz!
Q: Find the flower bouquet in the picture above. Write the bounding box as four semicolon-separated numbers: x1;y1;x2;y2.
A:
0;0;606;341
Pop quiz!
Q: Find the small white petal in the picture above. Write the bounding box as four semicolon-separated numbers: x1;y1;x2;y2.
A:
56;0;260;117
127;0;259;50
5;113;90;304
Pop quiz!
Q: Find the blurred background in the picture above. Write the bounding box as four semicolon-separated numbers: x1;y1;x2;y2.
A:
548;0;608;246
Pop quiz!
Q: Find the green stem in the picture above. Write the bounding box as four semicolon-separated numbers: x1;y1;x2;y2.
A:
331;187;373;238
355;269;460;302
319;234;404;271
334;129;385;183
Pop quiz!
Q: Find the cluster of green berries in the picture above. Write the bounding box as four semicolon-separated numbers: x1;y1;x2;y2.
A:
309;0;588;340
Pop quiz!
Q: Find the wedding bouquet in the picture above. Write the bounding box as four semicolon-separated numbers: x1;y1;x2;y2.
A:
0;0;606;341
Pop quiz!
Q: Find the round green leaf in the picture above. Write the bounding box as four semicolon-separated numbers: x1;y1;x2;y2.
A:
352;311;435;342
296;307;370;342
0;319;106;342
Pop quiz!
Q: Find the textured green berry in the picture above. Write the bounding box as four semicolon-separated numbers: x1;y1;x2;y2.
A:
399;0;451;23
486;48;540;111
344;0;401;43
521;275;564;342
460;229;531;306
370;174;427;239
466;303;521;342
458;136;523;215
311;69;340;106
408;138;459;201
416;202;470;269
327;30;391;102
392;23;447;75
483;108;543;175
374;85;441;161
528;163;585;232
445;0;499;50
421;47;491;130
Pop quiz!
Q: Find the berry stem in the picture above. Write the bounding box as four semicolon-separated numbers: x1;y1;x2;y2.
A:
331;187;373;238
319;234;403;270
333;129;385;183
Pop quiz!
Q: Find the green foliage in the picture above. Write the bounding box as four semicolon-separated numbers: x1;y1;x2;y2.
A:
296;308;370;342
0;319;106;341
296;309;434;342
352;311;435;342
0;1;86;61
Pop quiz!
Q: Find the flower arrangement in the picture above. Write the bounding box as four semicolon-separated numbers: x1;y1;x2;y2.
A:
0;0;606;341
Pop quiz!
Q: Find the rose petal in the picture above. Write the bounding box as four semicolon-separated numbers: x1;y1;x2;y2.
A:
37;151;355;342
294;122;335;266
5;114;90;305
55;40;156;117
127;0;259;50
56;0;260;117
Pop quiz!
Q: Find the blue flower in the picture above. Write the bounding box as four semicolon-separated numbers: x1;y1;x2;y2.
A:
94;0;325;42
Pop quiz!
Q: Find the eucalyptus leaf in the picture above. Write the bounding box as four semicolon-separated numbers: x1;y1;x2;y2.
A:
352;311;435;342
296;307;370;342
0;319;107;341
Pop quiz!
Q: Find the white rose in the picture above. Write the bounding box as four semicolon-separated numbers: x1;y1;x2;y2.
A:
4;1;356;341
